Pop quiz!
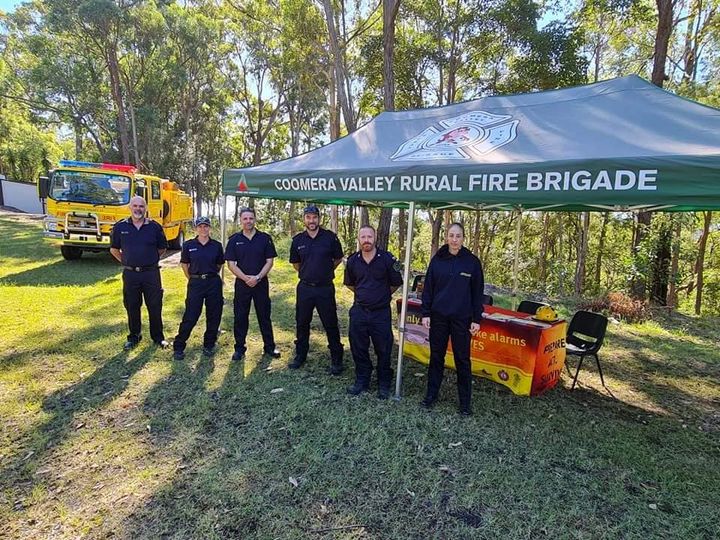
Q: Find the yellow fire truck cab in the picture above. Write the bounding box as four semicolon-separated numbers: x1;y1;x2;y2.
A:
40;160;193;260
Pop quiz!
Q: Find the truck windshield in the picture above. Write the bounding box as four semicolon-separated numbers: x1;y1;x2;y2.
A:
49;171;131;205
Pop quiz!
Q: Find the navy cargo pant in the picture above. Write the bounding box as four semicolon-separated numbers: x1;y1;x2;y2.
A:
233;277;276;355
348;304;393;390
173;275;223;352
294;281;343;363
122;268;164;344
426;313;472;409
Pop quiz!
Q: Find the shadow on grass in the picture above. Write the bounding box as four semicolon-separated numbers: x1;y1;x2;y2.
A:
0;257;121;287
118;343;720;539
0;219;58;264
0;252;184;289
563;314;720;423
0;343;153;491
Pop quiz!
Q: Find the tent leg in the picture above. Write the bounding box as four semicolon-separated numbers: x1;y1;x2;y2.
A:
394;201;416;400
512;207;522;310
219;194;227;279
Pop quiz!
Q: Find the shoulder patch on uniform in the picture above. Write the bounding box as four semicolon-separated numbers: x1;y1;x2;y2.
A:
393;260;402;272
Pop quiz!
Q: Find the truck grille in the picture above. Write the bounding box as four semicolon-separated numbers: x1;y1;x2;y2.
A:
66;213;99;234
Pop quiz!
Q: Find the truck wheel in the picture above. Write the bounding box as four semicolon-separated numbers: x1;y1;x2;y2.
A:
169;229;184;250
61;246;83;260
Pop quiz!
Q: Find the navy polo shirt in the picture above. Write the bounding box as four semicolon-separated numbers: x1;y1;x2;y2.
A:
290;228;344;284
224;230;277;276
111;218;168;267
181;237;224;275
344;249;403;309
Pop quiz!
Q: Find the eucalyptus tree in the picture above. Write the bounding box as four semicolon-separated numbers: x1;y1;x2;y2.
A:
1;4;116;159
40;0;141;163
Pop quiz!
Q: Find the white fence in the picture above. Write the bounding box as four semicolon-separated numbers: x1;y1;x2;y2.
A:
0;178;44;214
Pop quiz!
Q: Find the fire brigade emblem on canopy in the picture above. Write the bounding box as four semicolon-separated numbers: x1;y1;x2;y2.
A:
390;111;519;160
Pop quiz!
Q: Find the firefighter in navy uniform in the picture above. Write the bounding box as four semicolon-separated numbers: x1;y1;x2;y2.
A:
344;225;403;399
288;205;345;374
420;223;484;415
225;207;280;361
172;217;225;360
110;196;169;350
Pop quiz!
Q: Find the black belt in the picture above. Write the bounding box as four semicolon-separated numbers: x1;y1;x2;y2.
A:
355;304;389;312
190;273;218;280
123;265;159;272
300;280;332;287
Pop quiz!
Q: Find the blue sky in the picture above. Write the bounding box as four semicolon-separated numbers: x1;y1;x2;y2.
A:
0;0;20;12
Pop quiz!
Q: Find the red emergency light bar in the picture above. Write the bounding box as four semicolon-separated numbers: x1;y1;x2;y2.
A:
102;163;136;173
58;159;136;174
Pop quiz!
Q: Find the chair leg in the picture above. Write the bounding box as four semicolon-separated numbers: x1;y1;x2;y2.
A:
571;355;585;390
594;354;605;387
565;357;573;376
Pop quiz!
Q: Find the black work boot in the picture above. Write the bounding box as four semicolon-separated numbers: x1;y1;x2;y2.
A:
288;356;306;370
458;402;472;416
329;357;344;375
346;381;369;395
420;395;437;409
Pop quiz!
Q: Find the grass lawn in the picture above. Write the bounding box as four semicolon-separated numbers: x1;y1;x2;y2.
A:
1;211;719;539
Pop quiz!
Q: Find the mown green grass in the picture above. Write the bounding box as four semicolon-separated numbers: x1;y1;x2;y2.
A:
1;213;719;539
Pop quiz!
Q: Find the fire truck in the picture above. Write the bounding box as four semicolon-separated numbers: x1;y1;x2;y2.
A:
39;160;193;260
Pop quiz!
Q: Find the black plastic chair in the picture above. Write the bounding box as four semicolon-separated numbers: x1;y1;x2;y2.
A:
565;310;608;389
482;294;493;305
517;300;548;315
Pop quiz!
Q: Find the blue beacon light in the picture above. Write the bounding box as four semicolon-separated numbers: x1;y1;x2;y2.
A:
59;160;100;168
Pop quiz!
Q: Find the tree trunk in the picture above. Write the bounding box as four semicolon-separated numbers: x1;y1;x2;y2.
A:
377;208;393;250
348;206;356;241
539;213;550;284
667;217;681;308
594;211;609;290
360;207;369;227
636;0;674;299
695;211;712;315
74;119;83;159
631;211;652;298
430;210;443;256
106;45;130;164
328;65;341;141
331;206;339;233
650;221;672;305
398;208;406;256
289;201;297;236
682;0;699;82
322;0;355;132
652;0;673;86
127;92;140;168
574;211;590;296
382;0;399;111
471;211;481;257
375;0;400;251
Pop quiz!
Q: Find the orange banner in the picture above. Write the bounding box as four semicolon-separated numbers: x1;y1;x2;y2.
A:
401;300;566;396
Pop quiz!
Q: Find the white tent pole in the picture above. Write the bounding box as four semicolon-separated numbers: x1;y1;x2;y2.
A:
394;201;416;400
512;207;522;310
219;194;227;279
